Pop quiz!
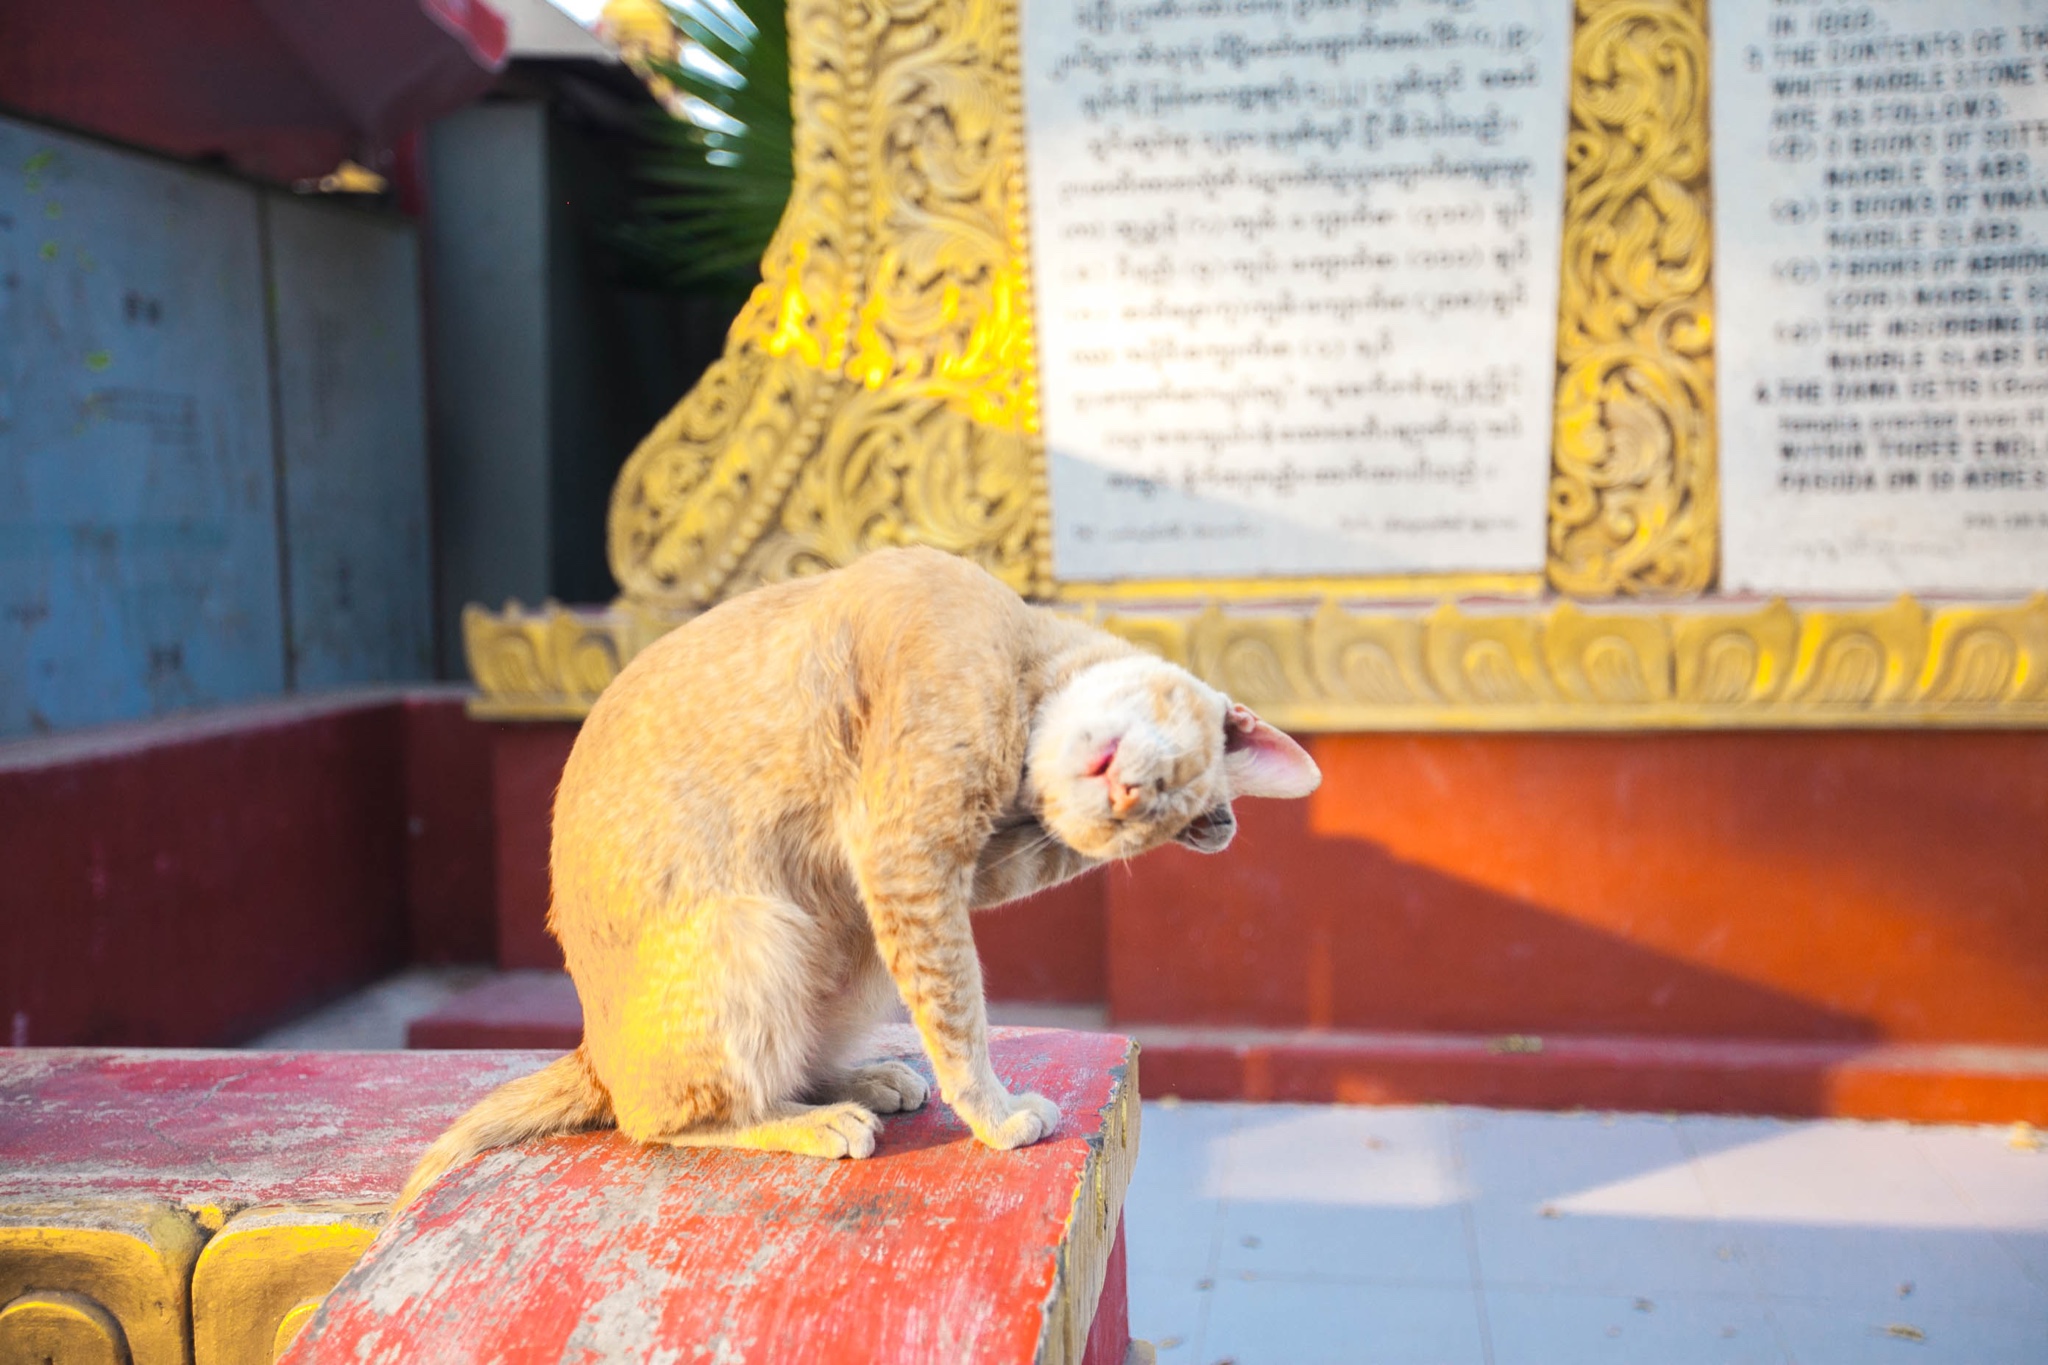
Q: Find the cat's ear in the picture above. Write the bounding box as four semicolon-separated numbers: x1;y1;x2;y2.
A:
1223;703;1321;800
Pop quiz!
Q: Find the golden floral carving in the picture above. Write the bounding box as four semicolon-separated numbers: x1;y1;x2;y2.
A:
603;0;1042;610
463;600;686;719
1548;0;1717;597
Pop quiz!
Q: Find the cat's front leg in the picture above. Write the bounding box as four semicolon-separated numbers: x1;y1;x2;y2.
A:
855;856;1061;1151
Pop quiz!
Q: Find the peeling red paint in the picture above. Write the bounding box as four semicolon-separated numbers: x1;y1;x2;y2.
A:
0;1049;558;1204
287;1029;1136;1364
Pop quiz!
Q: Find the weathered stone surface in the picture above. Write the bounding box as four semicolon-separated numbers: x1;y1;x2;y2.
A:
287;1028;1139;1365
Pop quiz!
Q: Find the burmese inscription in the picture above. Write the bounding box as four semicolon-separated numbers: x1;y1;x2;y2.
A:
1717;0;2048;594
1021;0;1572;581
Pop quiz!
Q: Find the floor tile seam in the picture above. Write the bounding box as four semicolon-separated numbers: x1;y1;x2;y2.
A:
1670;1114;1743;1223
1471;1282;1780;1301
1675;1116;1785;1306
1193;1103;1239;1340
1915;1128;2048;1281
1200;1269;1493;1291
1743;1288;2048;1311
1446;1115;1498;1365
1989;1229;2048;1296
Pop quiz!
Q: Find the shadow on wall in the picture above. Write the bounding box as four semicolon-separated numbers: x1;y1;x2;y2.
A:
1108;731;2048;1047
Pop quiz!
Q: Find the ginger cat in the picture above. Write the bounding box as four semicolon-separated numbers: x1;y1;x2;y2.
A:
397;548;1319;1206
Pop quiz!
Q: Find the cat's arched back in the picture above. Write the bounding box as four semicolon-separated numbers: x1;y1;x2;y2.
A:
397;549;1319;1205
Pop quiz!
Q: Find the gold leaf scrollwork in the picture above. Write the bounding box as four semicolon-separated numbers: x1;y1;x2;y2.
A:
1096;612;1192;669
1787;598;1927;706
1187;606;1319;709
463;600;686;719
1549;0;1717;597
1307;602;1435;708
1671;601;1797;705
1426;606;1558;706
1919;597;2048;705
1543;604;1673;704
602;0;1042;611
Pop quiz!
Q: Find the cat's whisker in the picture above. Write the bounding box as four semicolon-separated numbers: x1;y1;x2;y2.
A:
984;829;1057;875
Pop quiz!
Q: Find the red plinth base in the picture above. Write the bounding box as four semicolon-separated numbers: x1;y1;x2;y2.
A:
407;972;2048;1125
1132;1027;2048;1125
290;1028;1139;1365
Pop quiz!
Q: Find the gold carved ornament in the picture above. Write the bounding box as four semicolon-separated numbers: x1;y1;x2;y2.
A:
0;1200;372;1365
603;0;1045;611
464;0;2048;731
1549;0;1717;597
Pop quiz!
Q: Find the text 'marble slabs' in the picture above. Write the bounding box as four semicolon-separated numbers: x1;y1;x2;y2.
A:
1716;0;2048;594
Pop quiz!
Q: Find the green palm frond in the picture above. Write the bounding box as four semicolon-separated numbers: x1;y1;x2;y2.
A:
622;0;794;290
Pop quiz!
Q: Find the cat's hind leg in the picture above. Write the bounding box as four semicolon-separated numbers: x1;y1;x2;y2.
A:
662;1101;882;1159
819;1059;929;1114
805;952;930;1114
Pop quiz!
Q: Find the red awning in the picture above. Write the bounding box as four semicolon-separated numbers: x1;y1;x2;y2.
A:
0;0;509;185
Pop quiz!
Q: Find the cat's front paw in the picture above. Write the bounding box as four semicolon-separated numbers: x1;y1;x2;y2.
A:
968;1090;1061;1151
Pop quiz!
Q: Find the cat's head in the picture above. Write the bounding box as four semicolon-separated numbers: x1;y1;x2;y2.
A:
1027;654;1320;860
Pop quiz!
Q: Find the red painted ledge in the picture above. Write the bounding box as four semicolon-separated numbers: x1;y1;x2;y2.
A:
289;1028;1141;1365
1132;1025;2048;1125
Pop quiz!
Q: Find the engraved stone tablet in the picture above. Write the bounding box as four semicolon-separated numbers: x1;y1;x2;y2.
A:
1715;0;2048;594
1021;0;1573;582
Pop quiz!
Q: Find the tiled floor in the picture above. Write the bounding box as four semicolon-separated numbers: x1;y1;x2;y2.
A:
244;975;2048;1363
1126;1101;2048;1365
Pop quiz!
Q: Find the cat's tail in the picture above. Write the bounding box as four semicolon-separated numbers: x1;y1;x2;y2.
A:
393;1047;614;1211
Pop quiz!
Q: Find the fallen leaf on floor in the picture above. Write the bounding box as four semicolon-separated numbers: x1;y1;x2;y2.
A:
1239;1235;1261;1248
1539;1204;1561;1219
1157;1336;1183;1350
1883;1323;1926;1342
2010;1122;2041;1152
1633;1298;1654;1313
1897;1281;1914;1298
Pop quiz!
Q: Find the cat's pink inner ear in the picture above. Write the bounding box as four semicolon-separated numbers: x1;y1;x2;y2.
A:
1224;704;1321;800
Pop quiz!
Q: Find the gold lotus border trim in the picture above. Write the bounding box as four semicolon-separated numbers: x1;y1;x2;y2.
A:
466;594;2048;730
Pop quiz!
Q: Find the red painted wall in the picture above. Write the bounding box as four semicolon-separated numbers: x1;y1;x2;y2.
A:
1109;732;2048;1045
491;724;578;970
0;691;494;1046
478;723;2048;1049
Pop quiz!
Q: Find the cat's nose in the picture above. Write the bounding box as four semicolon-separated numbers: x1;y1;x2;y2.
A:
1106;773;1142;817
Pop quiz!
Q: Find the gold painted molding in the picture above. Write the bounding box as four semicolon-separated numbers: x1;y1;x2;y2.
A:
466;592;2048;730
0;1202;382;1365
